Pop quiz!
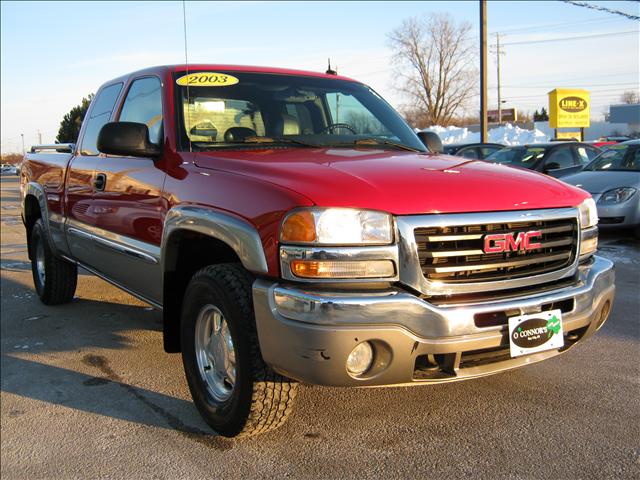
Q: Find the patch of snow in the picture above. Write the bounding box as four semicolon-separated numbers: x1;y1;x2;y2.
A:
421;123;550;146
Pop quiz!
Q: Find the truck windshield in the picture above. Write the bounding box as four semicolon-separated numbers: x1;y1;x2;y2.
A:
175;71;426;152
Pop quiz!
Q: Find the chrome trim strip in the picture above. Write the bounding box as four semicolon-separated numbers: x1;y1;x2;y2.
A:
93;235;159;264
423;238;574;259
426;233;483;242
161;206;269;274
426;252;571;274
65;219;160;265
397;207;581;296
426;249;484;258
279;244;399;283
68;227;93;240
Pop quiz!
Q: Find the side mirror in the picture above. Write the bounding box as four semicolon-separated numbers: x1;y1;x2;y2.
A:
417;131;443;153
97;122;162;158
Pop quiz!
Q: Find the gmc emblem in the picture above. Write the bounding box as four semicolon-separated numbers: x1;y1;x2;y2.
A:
483;231;542;253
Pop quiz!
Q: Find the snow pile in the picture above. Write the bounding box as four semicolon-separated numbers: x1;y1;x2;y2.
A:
421;123;549;146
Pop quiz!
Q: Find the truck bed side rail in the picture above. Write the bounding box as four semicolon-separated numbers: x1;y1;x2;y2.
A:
30;144;75;153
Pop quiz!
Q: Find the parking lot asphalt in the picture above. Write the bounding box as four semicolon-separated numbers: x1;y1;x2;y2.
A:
1;175;639;479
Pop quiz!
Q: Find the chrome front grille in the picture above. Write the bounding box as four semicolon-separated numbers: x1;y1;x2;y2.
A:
414;217;578;283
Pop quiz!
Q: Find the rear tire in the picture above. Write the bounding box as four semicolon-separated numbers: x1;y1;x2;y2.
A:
180;263;297;437
30;218;77;305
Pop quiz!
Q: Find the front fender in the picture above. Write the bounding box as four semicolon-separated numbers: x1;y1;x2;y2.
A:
161;205;269;276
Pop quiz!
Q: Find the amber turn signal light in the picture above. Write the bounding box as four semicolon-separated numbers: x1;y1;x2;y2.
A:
280;211;317;243
290;260;395;279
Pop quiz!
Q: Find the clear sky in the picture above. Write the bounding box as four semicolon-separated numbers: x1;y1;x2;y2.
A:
1;0;638;153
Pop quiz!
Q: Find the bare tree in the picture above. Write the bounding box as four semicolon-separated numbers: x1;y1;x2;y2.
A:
388;14;477;126
620;90;639;104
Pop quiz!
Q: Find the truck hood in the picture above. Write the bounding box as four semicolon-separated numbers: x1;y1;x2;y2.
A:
194;148;589;215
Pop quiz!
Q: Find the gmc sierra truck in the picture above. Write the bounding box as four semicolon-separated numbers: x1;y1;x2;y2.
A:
21;65;614;437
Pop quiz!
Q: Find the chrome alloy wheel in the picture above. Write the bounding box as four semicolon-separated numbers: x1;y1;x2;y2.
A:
194;304;236;402
35;240;46;286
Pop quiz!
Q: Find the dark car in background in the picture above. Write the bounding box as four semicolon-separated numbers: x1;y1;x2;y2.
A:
485;142;602;178
443;142;504;159
562;140;640;236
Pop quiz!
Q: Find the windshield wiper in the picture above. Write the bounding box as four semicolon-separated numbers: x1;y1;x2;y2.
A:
332;138;423;152
192;136;321;150
241;136;321;148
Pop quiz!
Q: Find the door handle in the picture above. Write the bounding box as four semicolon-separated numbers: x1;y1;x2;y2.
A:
93;173;107;191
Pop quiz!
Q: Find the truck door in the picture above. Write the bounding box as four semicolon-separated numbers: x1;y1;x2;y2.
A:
66;82;124;266
89;76;166;304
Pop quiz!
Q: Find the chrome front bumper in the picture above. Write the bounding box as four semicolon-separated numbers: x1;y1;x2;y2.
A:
253;255;615;387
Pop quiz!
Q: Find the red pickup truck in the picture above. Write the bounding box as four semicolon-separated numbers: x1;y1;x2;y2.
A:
21;65;614;437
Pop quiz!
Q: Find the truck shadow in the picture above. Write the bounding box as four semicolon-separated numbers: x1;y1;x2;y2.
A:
0;275;161;352
0;354;232;450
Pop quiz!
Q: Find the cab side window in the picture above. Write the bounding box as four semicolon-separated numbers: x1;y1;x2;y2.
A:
544;147;575;170
119;77;163;145
79;83;123;156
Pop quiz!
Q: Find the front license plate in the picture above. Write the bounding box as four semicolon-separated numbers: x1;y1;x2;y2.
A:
508;309;564;358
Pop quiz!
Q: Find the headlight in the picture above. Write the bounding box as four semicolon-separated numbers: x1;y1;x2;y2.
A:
578;198;598;228
280;208;393;245
598;187;637;205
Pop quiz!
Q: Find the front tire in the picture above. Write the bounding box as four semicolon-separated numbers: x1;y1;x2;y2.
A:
180;263;297;437
30;218;77;305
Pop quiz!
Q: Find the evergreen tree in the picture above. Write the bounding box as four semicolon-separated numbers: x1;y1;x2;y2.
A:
55;94;94;143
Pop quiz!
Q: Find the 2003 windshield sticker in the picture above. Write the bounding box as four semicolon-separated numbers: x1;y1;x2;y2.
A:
176;72;239;87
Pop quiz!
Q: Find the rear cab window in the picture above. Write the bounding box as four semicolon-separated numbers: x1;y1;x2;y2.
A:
184;98;266;142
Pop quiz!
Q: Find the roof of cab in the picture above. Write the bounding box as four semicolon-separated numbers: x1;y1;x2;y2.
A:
102;64;359;87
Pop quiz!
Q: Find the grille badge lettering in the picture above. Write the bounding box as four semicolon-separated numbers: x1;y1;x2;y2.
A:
483;231;542;254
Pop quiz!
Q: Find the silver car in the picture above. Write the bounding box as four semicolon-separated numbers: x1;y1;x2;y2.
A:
562;140;640;236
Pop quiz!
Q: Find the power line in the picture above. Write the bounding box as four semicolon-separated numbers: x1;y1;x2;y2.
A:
498;82;639;89
563;1;640;21
501;29;638;45
491;16;625;35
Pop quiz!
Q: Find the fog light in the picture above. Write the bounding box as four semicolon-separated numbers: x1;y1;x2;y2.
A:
346;342;374;376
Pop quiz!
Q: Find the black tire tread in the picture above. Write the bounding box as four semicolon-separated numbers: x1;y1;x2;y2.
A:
191;263;297;437
31;219;77;305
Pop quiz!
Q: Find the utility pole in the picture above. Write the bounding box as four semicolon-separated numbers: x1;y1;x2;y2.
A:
21;134;25;154
480;0;488;142
37;130;42;145
491;33;506;124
